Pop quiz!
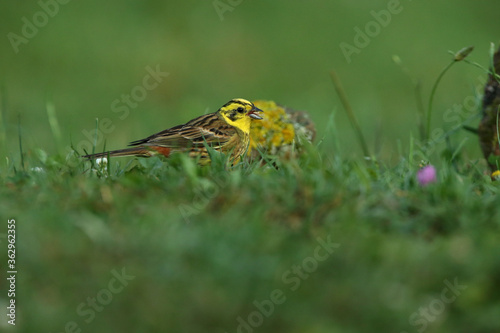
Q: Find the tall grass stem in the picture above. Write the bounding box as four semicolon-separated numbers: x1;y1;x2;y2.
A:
18;115;25;171
330;70;370;159
46;100;62;152
425;60;455;142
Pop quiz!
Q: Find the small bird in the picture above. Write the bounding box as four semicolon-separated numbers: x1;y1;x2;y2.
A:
83;98;263;163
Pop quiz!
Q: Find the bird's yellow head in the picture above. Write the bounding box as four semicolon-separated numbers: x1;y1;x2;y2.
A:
218;98;263;134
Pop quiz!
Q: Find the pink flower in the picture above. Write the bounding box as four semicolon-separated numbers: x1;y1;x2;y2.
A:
417;165;437;186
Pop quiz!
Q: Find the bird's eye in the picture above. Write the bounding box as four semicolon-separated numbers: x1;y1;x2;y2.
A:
237;107;245;113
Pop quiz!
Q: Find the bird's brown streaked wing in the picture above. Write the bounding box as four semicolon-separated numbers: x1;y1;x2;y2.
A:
127;123;185;147
128;112;236;149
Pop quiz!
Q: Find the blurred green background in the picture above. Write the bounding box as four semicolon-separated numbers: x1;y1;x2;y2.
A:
1;0;499;162
2;2;500;333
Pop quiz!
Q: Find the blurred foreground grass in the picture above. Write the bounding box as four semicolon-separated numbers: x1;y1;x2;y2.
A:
1;145;500;332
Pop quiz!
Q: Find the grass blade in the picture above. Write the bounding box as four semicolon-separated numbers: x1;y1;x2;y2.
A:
425;60;455;142
46;99;62;151
329;70;370;159
18;115;25;171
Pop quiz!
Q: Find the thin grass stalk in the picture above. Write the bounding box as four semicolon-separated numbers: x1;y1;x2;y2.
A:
329;70;370;159
18;115;25;171
425;60;455;142
46;100;62;152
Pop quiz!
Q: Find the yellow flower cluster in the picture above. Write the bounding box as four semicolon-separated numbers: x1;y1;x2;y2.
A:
249;100;295;153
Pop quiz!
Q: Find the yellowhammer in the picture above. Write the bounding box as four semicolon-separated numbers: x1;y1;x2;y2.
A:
82;98;263;163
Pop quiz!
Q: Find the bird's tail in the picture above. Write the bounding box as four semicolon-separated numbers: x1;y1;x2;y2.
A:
82;147;154;159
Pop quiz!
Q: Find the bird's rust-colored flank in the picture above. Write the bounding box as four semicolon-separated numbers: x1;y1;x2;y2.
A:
82;98;263;163
151;146;172;157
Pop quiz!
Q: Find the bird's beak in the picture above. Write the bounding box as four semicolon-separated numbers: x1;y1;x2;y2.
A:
247;106;263;120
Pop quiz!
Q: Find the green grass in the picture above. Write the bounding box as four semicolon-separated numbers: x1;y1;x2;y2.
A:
1;140;500;332
2;46;500;333
2;1;500;332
